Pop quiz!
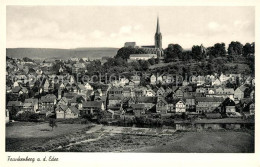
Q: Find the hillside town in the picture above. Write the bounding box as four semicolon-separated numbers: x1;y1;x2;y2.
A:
5;6;256;155
6;54;255;127
6;17;255;129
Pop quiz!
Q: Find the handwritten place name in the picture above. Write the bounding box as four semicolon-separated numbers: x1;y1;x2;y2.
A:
7;156;59;163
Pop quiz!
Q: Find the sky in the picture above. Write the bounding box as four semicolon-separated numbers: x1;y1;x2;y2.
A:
6;6;255;49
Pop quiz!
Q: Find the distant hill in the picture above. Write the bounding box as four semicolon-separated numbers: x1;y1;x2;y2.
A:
6;48;119;60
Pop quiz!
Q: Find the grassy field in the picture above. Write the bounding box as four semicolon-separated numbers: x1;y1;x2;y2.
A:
6;122;254;153
6;122;93;152
135;131;254;153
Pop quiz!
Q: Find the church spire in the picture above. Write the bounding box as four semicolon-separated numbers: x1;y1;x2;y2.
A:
155;16;162;49
156;16;160;34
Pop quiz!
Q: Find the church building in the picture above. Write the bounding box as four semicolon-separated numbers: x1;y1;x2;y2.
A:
125;17;164;61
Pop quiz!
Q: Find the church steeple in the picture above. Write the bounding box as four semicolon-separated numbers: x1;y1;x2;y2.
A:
156;16;160;34
155;16;162;49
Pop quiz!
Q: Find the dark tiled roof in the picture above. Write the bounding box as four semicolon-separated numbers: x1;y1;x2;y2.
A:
12;86;21;93
24;98;38;104
196;97;224;102
69;106;80;114
7;101;23;107
238;85;248;92
240;98;253;105
41;94;57;103
56;104;68;111
136;97;157;103
131;103;145;109
108;95;123;100
83;101;103;108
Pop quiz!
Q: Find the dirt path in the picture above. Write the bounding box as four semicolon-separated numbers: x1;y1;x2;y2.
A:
86;124;103;134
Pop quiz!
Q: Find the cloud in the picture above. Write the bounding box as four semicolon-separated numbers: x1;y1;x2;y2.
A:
6;6;254;49
110;33;117;38
90;30;105;39
233;20;251;30
119;25;132;34
207;21;228;32
110;24;142;38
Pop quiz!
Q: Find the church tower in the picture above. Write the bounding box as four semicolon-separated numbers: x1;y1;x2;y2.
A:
154;17;162;49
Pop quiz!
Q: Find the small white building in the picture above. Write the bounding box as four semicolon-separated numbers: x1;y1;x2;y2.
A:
128;54;156;62
175;99;186;113
150;74;156;85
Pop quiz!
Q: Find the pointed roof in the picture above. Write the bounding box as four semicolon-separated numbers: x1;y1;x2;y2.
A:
156;16;160;34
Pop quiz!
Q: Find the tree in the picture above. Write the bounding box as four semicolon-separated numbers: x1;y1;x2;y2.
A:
228;41;243;55
164;44;183;62
192;45;204;61
49;118;57;131
23;57;34;62
115;47;147;60
9;106;19;120
213;43;226;56
18;93;29;103
182;50;192;61
51;61;63;74
148;57;156;65
140;60;150;71
243;42;254;56
29;113;40;122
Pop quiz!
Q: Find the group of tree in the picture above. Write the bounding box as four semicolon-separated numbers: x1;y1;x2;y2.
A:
163;41;254;63
164;44;183;62
115;47;147;60
83;40;254;81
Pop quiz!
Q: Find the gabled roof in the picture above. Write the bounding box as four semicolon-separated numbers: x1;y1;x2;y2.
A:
12;86;21;93
240;98;253;105
183;92;195;99
59;97;68;104
41;94;57;103
68;106;80;114
172;86;179;92
109;95;123;100
7;101;23;107
95;95;107;102
136;97;157;104
77;84;86;90
23;103;33;107
157;98;168;105
82;101;103;108
24;98;38;104
64;92;77;99
56;104;68;111
123;87;132;91
165;98;180;105
196;97;224;102
86;90;94;96
109;86;123;91
21;87;28;93
131;103;145;109
223;88;234;94
70;95;85;103
237;85;248;92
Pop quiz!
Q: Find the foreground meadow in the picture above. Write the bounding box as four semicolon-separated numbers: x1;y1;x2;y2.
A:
6;122;254;153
